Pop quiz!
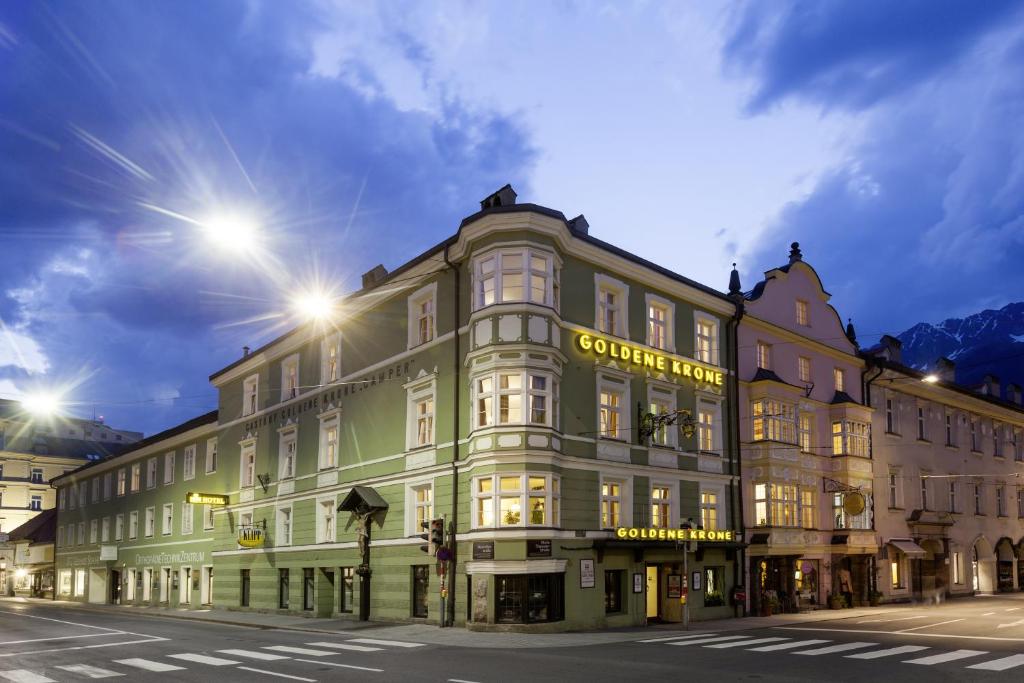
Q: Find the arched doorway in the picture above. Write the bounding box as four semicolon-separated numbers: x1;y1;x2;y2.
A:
972;536;996;593
995;538;1016;592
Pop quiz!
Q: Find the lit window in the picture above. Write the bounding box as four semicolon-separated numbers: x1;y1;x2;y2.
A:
798;413;813;452
756;341;771;370
651;486;672;528
833;368;845;393
800;489;814;528
499;373;522;424
412;484;433;531
891;557;902;588
601;481;622;528
796;300;809;326
698;400;720;453
700;491;719;530
473;474;559;528
751;399;796;444
182;503;193;535
147;458;157;489
321;333;341;384
649;397;672;447
695;317;718;365
798;357;811;383
473;371;557;429
130;463;141;492
476;376;494;427
600;389;622;440
832;420;869;456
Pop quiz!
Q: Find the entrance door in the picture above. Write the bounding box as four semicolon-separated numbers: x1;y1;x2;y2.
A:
160;568;170;603
142;569;152;601
201;566;213;605
110;570;121;605
646;566;659;620
180;567;191;605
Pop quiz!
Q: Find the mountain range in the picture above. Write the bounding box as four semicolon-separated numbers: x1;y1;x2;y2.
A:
895;302;1024;393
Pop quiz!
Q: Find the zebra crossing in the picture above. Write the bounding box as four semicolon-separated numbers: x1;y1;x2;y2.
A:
0;637;425;682
638;631;1024;672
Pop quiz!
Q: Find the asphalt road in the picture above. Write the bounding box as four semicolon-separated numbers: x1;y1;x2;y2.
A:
4;596;1024;682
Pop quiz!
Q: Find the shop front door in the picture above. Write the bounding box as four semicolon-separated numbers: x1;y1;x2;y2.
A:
645;566;659;620
110;570;121;605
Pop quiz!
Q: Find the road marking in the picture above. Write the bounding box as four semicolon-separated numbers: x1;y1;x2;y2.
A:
218;649;290;661
0;671;54;683
794;642;877;656
748;640;830;652
776;626;1024;642
168;653;240;666
265;646;338;657
293;658;383;672
1007;608;1021;612
305;642;383;652
967;654;1024;671
856;615;927;624
846;645;929;659
0;633;126;646
904;649;988;665
449;680;484;683
0;637;168;659
346;638;425;648
637;633;717;643
982;612;996;616
113;658;186;672
705;638;790;649
236;666;315;682
897;619;964;633
997;618;1024;629
55;664;124;678
0;610;123;633
667;636;751;647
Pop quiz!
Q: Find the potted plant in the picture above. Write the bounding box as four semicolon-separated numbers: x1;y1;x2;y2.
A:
827;593;847;610
868;590;883;606
760;590;779;616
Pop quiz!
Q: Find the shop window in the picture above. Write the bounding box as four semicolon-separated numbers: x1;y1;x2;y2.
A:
279;569;289;609
833;367;845;393
703;566;724;607
117;469;127;496
412;565;430;618
952;551;964;584
340;567;354;613
604;570;624;613
240;569;251;607
495;574;564;624
303;568;314;611
890;556;904;589
917;405;927;441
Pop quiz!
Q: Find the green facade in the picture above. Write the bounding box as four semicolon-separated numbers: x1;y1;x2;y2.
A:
54;201;742;629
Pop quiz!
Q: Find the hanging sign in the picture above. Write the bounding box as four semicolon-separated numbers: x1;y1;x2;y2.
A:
842;492;866;516
237;526;265;548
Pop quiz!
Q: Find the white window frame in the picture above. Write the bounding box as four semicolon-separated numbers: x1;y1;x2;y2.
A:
318;411;340;470
117;468;127;496
647;383;677;449
645;293;675;352
834;367;845;393
700;484;725;531
599;474;632;529
101;517;110;543
130;463;140;493
406;376;437;450
277;506;292;546
182;502;194;535
756;340;771;370
280;353;300;402
321;333;341;385
162;503;174;536
795;299;809;326
242;374;259;416
203;505;215;531
206;437;218;474
407;282;438;349
472;370;558;430
406;480;434;536
278;425;298;480
183;444;196;481
471;473;561;529
694;312;719;366
164;451;175;485
832;419;870;456
317;497;336;544
91;477;100;503
751;398;796;443
595;274;629;338
146;458;157;489
144;507;155;538
128;511;138;540
474;246;558;310
240;439;256;489
103;473;112;501
650;481;676;529
597;373;630;441
697;396;723;454
89;519;98;544
798;356;811;384
115;513;124;541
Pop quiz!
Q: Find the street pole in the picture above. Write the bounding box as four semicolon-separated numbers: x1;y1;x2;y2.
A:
683;545;689;630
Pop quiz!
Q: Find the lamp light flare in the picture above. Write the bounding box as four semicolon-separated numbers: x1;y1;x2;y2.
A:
200;212;260;251
21;392;62;417
922;374;940;384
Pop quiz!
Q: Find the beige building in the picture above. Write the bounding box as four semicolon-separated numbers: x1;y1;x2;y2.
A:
866;337;1024;601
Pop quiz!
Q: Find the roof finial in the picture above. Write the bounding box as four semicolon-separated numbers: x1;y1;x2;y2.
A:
845;317;857;345
728;262;742;297
789;242;802;264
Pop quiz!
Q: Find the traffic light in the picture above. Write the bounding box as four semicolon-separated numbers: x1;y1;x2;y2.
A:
418;520;431;554
430;518;445;552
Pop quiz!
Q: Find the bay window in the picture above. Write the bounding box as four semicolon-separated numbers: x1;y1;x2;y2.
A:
751;399;796;443
473;371;558;429
833;491;871;529
753;483;803;527
472;473;560;528
474;248;557;309
832;420;869;456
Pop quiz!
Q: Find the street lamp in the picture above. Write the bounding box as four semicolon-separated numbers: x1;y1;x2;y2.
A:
922;374;940;384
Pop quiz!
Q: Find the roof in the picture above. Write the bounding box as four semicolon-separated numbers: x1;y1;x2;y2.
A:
210;199;733;381
50;410;218;485
864;355;1024;415
7;508;56;545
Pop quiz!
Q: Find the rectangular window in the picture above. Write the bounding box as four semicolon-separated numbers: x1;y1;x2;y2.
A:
795;300;809;326
91;477;100;502
183;445;196;480
279;569;289;609
278;507;292;546
319;419;338;469
1019;489;1024;517
798;356;811;383
321;333;341;385
162;452;174;485
118;469;127;496
79;481;87;506
146;459;157;489
997;486;1006;516
833;491;871;529
30;494;42;511
89;519;98;544
994;423;1004;457
204;505;215;530
601;481;622;528
975;484;983;515
144;507;154;537
833;368;845;393
498;373;522;424
704;566;724;607
103;473;112;501
101;517;110;543
129;511;138;539
604;570;623;614
751;399;796;444
753;483;801;527
885;397;898;434
240;569;251;607
832;420;869;457
408;285;436;348
115;514;124;541
318;500;335;543
412;484;433;532
412;565;430;618
698;400;720;453
415;397;434;447
206;438;218;473
945;413;955;447
917;406;927;440
756;341;771;370
340;567;354;613
1013;429;1023;461
240;443;256;488
477;249;555;308
243;374;258;416
651;485;672;529
970;418;979;451
800;489;814;528
476;376;493;427
953;551;964;584
182;503;193;535
31;468;44;484
162;503;173;535
700;491;719;530
597;289;619;335
798;413;813;452
948;481;957;513
891;558;902;589
130;463;141;492
279;428;297;479
647;302;669;350
695;317;718;365
281;354;299;402
600;389;623;440
920;475;929;510
495;574;564;624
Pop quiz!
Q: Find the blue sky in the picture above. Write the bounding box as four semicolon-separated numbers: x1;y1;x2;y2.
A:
1;1;1023;435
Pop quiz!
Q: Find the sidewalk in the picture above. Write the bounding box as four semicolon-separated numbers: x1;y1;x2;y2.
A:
0;596;915;649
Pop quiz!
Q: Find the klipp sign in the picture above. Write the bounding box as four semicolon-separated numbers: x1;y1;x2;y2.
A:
575;333;724;386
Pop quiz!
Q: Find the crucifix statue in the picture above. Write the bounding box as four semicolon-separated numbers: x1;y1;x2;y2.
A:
338;486;389;622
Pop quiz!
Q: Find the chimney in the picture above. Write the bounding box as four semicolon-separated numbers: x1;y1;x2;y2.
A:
934;357;956;383
1007;383;1022;405
480;184;517;210
569;214;589;235
978;373;1000;397
361;264;389;289
242;346;250;357
878;334;902;363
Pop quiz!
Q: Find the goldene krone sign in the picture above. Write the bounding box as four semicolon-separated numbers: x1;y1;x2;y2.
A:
575;333;724;386
615;527;735;542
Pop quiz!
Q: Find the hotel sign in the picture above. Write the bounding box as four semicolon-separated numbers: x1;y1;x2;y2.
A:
615;527;736;542
575;333;723;386
186;492;229;506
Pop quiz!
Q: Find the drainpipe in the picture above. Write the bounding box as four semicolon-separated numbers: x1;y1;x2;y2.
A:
443;243;460;629
727;298;745;616
862;362;884;597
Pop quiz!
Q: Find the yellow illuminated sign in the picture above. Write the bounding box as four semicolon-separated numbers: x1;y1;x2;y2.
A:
615;527;736;542
237;526;265;548
576;333;724;386
186;492;229;506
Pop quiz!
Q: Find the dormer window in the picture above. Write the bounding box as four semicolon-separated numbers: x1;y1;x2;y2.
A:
756;341;772;370
833;368;845;393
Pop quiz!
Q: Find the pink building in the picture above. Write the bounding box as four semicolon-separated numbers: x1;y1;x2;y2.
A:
734;244;874;613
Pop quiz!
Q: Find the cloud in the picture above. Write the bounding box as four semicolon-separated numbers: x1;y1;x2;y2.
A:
724;0;1024;113
0;321;49;374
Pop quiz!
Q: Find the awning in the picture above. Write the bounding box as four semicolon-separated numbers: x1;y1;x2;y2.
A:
888;539;927;558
